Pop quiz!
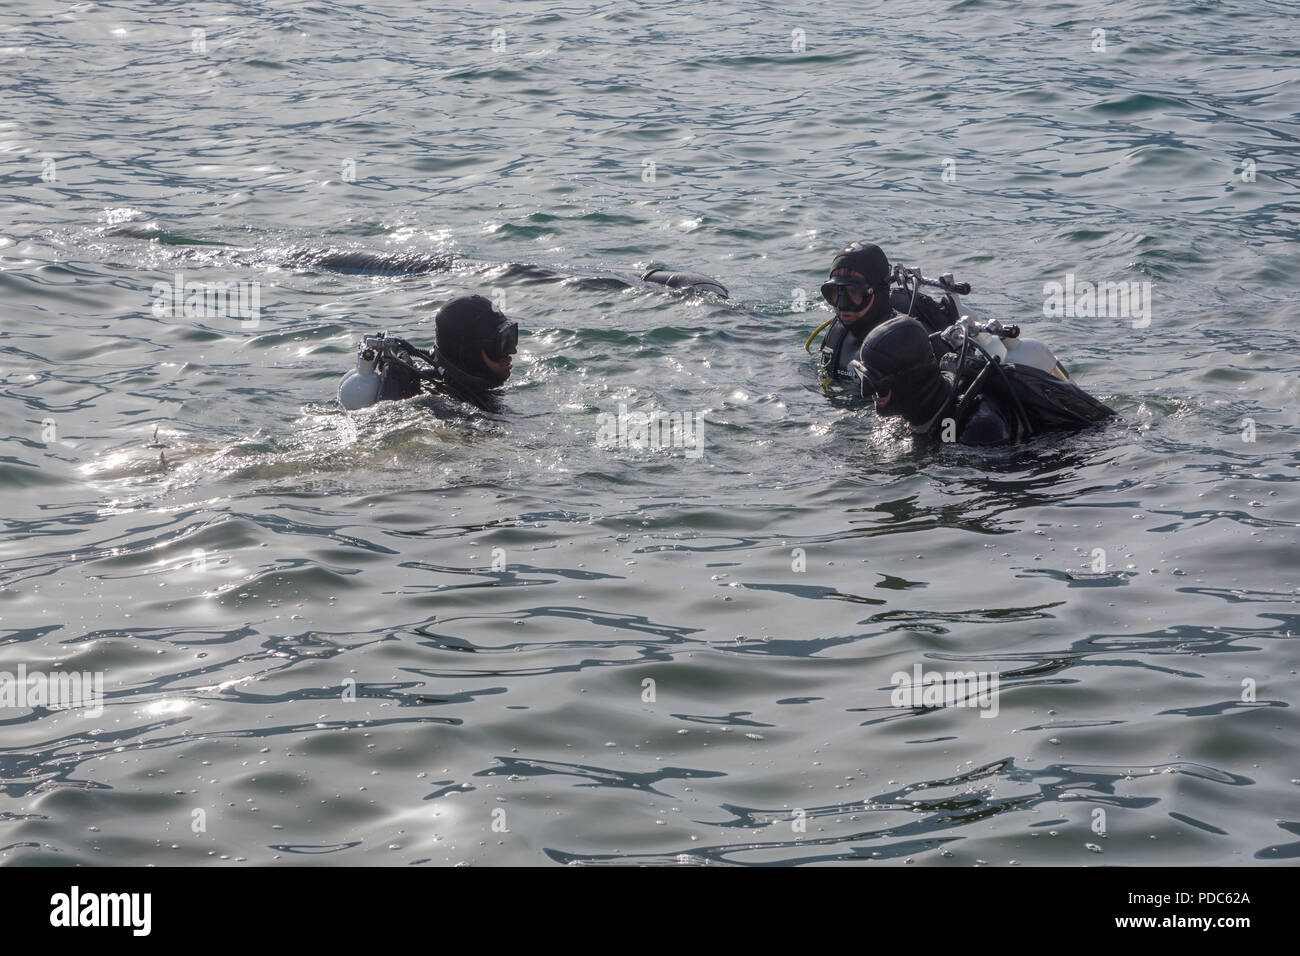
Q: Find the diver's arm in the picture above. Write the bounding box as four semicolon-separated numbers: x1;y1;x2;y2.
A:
958;396;1013;445
890;288;954;334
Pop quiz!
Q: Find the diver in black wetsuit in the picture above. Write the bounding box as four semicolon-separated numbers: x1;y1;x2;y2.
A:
424;294;518;410
855;316;1115;446
817;242;955;381
337;294;518;414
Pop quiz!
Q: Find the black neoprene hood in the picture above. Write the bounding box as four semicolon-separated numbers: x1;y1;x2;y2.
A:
435;294;510;382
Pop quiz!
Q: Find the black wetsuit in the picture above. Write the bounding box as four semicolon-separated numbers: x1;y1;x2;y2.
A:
419;357;503;415
374;344;502;415
949;393;1015;445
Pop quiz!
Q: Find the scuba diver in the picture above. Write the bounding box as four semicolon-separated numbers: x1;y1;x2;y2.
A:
853;315;1115;445
337;293;519;414
808;241;960;381
803;241;1113;445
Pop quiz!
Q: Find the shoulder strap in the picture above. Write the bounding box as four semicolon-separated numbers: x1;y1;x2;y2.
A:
820;319;849;375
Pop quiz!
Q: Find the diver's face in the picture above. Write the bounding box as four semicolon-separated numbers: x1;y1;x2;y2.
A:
858;360;898;416
829;269;875;326
480;316;518;383
482;348;512;380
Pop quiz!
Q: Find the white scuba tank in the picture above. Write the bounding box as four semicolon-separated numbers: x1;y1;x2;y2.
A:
951;298;1069;381
1001;335;1068;379
338;349;381;409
